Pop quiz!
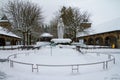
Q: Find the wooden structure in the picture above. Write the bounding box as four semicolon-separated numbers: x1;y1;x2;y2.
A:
0;15;21;46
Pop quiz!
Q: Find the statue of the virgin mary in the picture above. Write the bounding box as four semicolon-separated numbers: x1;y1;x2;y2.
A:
57;18;64;38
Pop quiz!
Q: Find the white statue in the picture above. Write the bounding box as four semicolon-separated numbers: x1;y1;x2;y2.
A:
57;18;64;38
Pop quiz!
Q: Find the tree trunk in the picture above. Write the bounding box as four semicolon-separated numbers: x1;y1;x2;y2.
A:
23;32;25;46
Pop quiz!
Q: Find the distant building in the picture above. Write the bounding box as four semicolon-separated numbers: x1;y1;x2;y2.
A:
77;18;120;48
0;15;21;46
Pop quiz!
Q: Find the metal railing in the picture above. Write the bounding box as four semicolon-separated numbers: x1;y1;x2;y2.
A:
7;52;115;73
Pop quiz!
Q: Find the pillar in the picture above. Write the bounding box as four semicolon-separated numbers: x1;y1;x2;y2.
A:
117;35;120;48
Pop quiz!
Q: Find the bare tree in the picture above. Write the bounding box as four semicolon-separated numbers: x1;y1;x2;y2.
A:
3;0;43;45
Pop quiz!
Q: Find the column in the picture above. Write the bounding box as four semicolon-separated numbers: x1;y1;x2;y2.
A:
117;35;120;48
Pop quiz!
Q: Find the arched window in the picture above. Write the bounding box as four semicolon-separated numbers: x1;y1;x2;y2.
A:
88;38;94;45
84;39;87;44
0;38;5;46
95;37;103;45
105;36;117;47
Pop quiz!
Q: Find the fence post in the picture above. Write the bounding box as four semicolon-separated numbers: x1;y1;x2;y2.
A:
106;61;108;69
10;61;14;68
36;64;39;72
72;65;79;73
32;64;38;72
103;62;106;69
113;58;115;64
32;64;33;72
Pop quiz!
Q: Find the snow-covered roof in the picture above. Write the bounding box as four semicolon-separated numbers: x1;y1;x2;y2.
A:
51;38;72;43
0;26;21;38
0;20;9;22
40;33;53;37
77;17;120;37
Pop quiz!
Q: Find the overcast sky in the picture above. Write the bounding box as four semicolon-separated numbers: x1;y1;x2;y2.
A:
0;0;120;26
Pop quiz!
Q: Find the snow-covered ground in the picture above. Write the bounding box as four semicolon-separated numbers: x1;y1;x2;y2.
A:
0;45;120;80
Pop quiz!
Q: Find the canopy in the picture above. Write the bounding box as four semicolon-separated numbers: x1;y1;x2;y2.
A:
40;33;53;37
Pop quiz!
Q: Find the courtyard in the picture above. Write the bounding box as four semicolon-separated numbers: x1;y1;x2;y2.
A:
0;44;120;80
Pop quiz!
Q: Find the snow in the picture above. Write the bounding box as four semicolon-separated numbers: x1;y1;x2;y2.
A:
40;33;53;37
36;42;50;46
0;26;20;38
51;38;72;43
9;47;109;65
77;17;120;37
0;44;120;80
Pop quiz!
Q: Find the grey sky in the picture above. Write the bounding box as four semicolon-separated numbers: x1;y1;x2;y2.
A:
0;0;120;26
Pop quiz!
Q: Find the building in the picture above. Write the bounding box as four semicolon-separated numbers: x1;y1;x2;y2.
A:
77;18;120;48
0;15;21;46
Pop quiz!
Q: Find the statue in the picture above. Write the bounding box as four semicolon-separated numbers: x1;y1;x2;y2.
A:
51;17;72;44
57;18;64;38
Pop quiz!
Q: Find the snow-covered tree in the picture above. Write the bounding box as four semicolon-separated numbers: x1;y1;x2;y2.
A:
49;17;58;38
3;0;43;45
61;6;91;41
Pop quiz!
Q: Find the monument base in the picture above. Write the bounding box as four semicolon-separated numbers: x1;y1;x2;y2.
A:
51;38;72;44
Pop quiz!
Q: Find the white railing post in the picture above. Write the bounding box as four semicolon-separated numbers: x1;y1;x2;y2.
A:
113;58;115;64
106;61;108;69
103;62;106;69
10;60;14;68
32;64;38;72
72;65;79;73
